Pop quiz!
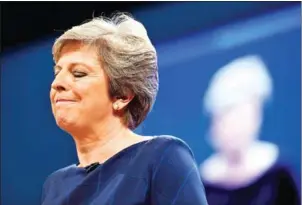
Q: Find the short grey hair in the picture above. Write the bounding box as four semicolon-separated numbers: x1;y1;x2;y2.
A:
52;12;159;129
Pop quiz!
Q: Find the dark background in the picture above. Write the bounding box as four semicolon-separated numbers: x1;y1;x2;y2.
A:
2;2;299;52
1;2;301;205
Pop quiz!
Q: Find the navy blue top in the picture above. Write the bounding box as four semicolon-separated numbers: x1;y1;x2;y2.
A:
41;136;208;205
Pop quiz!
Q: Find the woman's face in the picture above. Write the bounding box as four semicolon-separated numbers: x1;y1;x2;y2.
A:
210;100;262;153
50;43;113;132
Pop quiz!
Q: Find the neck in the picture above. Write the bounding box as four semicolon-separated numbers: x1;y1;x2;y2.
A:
70;117;140;167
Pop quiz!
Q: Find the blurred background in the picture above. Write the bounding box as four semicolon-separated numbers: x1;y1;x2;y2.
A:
1;2;301;205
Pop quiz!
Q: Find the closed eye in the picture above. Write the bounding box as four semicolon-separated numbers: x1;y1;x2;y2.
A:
73;71;87;78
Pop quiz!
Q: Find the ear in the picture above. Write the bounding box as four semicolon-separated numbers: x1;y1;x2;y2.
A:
112;94;135;111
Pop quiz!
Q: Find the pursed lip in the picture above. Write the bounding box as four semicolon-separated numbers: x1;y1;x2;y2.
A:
55;98;76;104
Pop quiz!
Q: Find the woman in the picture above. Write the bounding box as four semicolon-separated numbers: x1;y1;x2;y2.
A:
41;13;208;205
200;55;300;205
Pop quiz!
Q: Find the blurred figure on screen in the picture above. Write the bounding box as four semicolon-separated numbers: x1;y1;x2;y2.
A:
200;55;300;205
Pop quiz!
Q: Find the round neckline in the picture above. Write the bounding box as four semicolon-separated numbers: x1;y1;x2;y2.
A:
73;136;156;171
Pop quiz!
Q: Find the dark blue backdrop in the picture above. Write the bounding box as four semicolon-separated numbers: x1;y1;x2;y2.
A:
1;4;300;205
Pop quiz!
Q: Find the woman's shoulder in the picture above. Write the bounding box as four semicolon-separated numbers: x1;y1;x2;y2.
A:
139;135;195;164
146;135;193;153
147;135;189;144
43;164;76;187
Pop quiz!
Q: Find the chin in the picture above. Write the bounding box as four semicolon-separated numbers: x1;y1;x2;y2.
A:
55;116;79;131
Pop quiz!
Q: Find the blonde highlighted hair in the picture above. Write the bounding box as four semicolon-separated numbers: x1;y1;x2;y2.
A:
52;12;159;129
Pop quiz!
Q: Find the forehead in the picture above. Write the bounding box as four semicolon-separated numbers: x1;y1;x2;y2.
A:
56;43;100;68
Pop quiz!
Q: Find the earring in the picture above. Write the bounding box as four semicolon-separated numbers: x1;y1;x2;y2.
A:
113;103;119;111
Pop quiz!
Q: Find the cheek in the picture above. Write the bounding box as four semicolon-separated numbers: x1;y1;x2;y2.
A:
213;116;238;139
235;109;260;133
213;113;259;143
86;79;111;99
76;84;112;113
85;93;112;113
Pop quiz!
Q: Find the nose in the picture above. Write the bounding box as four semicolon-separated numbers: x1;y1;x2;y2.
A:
51;72;69;92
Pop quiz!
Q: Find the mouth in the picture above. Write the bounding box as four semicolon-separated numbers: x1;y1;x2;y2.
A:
55;99;76;104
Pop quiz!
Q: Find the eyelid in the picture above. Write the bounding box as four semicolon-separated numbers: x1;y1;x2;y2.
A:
72;65;88;72
53;65;89;77
73;70;86;74
73;70;87;77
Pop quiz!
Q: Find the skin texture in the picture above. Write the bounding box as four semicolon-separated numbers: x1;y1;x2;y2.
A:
50;43;146;167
